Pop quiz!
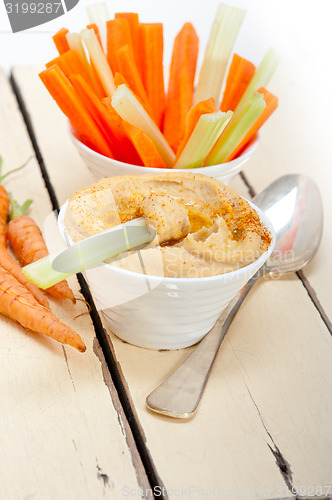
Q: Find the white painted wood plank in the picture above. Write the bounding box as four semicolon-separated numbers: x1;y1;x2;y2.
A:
0;69;150;499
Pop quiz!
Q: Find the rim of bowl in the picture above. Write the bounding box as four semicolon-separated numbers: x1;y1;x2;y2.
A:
58;197;276;285
69;124;259;177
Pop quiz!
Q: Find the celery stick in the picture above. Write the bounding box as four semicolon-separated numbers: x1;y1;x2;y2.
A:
204;93;266;165
86;2;110;51
81;28;116;97
22;256;72;290
233;47;280;118
174;110;233;169
112;84;176;167
194;3;246;106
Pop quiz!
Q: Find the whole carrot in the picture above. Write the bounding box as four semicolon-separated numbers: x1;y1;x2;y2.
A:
0;265;85;352
0;159;49;308
7;196;75;303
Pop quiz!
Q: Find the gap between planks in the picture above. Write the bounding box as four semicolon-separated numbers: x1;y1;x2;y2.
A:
10;71;167;499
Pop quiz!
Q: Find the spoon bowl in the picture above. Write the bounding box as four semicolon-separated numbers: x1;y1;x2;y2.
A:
146;174;323;418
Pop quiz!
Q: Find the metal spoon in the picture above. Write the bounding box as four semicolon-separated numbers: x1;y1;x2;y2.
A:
146;174;323;418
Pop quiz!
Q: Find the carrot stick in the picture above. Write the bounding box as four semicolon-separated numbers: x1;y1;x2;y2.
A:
7;197;75;303
70;74;142;165
175;97;216;162
106;18;134;75
45;50;92;87
121;121;167;168
52;28;70;55
87;23;103;49
0;265;85;352
115;13;141;73
226;87;278;161
114;72;129;87
102;97;143;165
139;23;165;128
163;23;199;152
115;44;149;107
39;65;114;158
220;54;256;112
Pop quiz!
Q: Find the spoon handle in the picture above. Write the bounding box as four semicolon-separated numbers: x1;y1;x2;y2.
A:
146;272;260;418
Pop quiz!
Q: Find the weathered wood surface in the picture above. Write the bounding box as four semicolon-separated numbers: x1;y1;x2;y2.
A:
11;63;332;500
0;69;152;500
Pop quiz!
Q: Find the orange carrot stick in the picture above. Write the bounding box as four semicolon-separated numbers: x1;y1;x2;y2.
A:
52;28;70;55
115;44;149;107
87;23;103;49
139;23;165;128
122;121;167;168
101;97;143;166
39;65;114;158
46;50;92;87
115;13;141;73
163;23;199;152
0;265;85;352
114;72;129;87
68;73;142;165
7;198;75;303
106;18;134;74
226;87;278;161
220;54;256;112
175;97;216;162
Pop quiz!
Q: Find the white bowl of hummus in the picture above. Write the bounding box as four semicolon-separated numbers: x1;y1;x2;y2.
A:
59;172;275;350
69;127;259;185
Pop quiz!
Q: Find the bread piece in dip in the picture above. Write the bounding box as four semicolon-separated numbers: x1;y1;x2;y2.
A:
64;172;272;278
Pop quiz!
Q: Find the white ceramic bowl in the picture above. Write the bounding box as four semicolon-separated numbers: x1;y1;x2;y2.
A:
69;128;259;185
58;200;275;350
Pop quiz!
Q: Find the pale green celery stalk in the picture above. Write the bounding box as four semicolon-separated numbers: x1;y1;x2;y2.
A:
85;2;110;51
22;256;72;290
81;28;116;97
174;110;233;169
233;47;280;118
204;93;266;165
112;84;176;167
194;3;246;106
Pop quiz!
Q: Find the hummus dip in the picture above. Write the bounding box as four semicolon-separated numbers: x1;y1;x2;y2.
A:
64;172;272;278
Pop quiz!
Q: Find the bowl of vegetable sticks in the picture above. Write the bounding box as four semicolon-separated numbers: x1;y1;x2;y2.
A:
39;2;279;183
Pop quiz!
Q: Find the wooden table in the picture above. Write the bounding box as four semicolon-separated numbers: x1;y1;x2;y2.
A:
0;61;331;500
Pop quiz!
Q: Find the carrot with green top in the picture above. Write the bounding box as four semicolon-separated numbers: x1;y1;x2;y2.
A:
226;87;278;161
220;54;255;112
39;65;114;158
139;23;165;128
122;121;167;168
115;13;141;73
106;18;134;75
52;27;70;55
175;97;216;162
0;265;85;352
70;74;142;165
0;159;49;308
7;196;75;304
163;23;199;152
